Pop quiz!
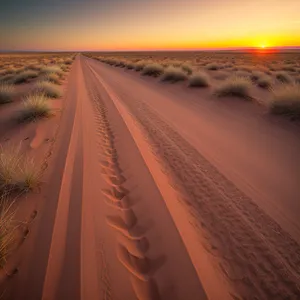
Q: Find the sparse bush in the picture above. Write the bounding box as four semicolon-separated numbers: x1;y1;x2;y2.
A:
19;93;52;122
64;59;73;65
275;71;294;83
257;75;272;89
181;63;193;75
34;81;62;98
160;67;187;82
43;73;61;85
206;63;220;70
134;61;147;71
0;83;15;104
250;71;265;81
189;72;210;87
213;76;252;98
269;84;300;118
142;64;164;77
0;144;40;192
12;70;39;84
0;74;14;82
40;65;63;76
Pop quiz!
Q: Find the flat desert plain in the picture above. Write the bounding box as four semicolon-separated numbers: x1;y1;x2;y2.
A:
0;51;300;300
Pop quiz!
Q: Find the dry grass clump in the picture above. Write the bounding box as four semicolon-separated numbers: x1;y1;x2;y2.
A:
256;75;273;89
43;73;61;85
269;84;300;118
19;93;52;122
188;72;210;87
206;63;221;70
160;67;187;82
134;61;147;71
0;83;15;104
250;71;265;81
12;70;39;84
40;65;63;76
275;71;294;83
142;64;164;77
0;199;16;268
64;58;73;65
213;76;252;98
34;81;62;98
0;74;14;82
181;63;193;75
0;144;40;192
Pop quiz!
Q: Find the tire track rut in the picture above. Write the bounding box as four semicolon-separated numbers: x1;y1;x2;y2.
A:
82;64;162;300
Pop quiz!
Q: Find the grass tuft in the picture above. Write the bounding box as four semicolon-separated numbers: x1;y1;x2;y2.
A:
0;144;40;193
0;83;15;104
19;93;52;122
142;64;164;77
188;72;210;87
275;71;294;83
35;81;62;98
160;67;187;82
269;84;300;118
12;70;39;84
213;76;252;98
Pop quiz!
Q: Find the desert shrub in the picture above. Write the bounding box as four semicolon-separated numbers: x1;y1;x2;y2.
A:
142;64;164;77
160;67;187;82
0;74;14;83
189;71;210;87
0;83;15;104
27;64;43;71
0;144;40;192
125;62;135;70
134;61;147;71
275;71;294;83
206;63;220;70
257;75;272;89
40;65;63;75
43;73;61;84
19;93;52;122
213;76;252;98
64;58;73;65
12;70;39;84
34;81;62;98
269;84;300;117
250;71;265;81
181;63;193;75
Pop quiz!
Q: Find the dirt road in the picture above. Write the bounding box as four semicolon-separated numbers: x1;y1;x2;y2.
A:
7;55;300;300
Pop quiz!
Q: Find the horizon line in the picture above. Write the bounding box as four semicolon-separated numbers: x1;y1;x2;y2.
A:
1;46;300;53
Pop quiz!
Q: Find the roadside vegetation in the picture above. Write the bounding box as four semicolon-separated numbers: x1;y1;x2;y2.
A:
269;84;300;118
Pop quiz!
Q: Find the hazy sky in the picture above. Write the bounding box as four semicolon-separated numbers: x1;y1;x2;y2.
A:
1;0;300;51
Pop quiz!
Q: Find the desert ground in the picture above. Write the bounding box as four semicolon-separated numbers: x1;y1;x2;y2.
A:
0;51;300;300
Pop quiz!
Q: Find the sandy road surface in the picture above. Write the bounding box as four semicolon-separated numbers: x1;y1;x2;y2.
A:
8;55;208;300
83;56;300;300
6;54;300;300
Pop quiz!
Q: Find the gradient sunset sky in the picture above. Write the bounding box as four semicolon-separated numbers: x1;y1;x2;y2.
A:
1;0;300;51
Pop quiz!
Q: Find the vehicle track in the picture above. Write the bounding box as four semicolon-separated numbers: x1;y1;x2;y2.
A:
83;65;161;300
86;58;300;299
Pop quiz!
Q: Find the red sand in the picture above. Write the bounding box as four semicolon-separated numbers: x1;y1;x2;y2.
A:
3;54;300;300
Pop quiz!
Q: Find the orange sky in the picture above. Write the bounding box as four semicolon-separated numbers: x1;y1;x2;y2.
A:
1;0;300;51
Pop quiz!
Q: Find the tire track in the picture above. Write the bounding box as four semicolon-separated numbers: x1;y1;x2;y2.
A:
82;64;162;300
86;66;300;299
